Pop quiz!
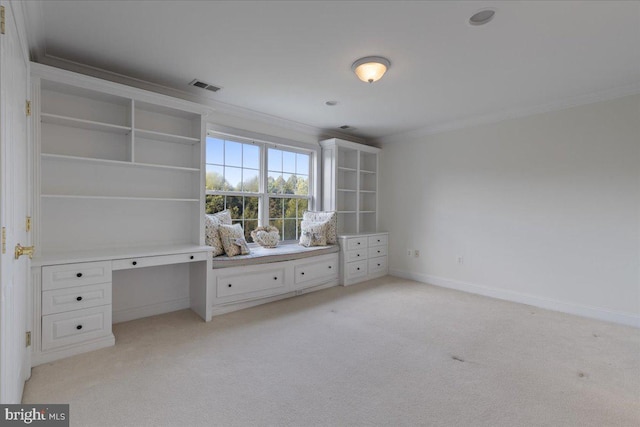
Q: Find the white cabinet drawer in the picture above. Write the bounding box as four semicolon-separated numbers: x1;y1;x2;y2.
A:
346;237;367;251
368;256;388;274
346;249;367;262
346;260;367;280
295;255;338;284
41;305;112;351
112;251;208;270
368;246;387;258
216;267;286;298
42;261;112;291
368;234;388;247
42;283;112;315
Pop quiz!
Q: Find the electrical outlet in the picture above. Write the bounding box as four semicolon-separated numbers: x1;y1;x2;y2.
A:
407;249;412;257
414;250;420;258
457;256;464;264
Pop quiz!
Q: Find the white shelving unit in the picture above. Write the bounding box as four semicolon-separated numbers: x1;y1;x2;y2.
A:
320;138;381;235
34;69;205;256
320;139;387;286
30;64;212;365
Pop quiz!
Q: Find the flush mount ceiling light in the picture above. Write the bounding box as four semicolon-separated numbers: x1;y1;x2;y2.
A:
351;56;391;83
469;8;496;26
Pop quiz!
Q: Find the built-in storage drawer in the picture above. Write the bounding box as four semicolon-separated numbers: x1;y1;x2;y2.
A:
345;248;367;262
346;260;367;280
339;233;389;286
41;305;112;351
42;261;112;291
112;251;208;270
368;256;388;275
42;282;112;315
368;246;387;258
368;234;388;247
346;237;367;251
294;254;338;285
216;267;286;299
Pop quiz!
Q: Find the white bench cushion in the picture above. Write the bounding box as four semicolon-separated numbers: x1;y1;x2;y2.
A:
212;242;339;269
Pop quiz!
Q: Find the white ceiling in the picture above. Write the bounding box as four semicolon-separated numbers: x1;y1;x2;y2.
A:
25;1;640;142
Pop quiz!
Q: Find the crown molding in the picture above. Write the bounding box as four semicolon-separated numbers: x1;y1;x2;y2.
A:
37;54;365;144
375;82;640;145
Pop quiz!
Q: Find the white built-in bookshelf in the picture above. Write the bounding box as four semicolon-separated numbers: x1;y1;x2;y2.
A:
320;138;380;234
33;65;206;260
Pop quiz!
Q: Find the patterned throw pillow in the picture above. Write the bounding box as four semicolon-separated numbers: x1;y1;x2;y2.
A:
219;223;250;257
299;220;329;247
302;211;337;244
205;210;232;257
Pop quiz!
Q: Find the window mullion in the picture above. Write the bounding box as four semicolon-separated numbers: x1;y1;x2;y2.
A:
207;190;260;198
260;142;268;227
268;194;309;199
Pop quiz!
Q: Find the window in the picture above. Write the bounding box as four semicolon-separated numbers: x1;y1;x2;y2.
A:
267;148;310;240
205;134;313;242
205;138;260;242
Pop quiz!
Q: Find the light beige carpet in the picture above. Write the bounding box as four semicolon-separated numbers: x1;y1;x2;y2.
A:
23;276;640;427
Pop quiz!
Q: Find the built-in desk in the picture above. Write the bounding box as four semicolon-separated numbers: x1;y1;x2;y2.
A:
31;245;212;366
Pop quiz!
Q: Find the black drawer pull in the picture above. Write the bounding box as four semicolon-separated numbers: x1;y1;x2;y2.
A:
301;272;305;275
76;325;83;330
273;277;278;280
132;261;137;266
190;255;194;260
328;266;332;269
76;273;82;278
357;242;361;245
76;296;83;301
357;267;360;271
377;264;381;267
377;240;381;242
357;254;360;257
228;284;232;287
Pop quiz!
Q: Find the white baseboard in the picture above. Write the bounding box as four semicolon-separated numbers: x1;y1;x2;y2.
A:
113;298;190;323
389;269;640;328
32;334;115;366
212;292;294;316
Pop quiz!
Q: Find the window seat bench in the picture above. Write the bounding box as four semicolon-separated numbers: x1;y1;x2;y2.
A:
211;242;339;268
208;243;340;315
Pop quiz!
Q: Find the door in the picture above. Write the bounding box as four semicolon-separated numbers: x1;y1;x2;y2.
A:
0;0;31;403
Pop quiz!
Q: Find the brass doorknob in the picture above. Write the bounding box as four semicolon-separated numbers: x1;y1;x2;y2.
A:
14;243;35;260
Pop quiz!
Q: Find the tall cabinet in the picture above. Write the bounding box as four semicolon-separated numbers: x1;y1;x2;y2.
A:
320;138;388;285
30;64;211;365
320;138;380;234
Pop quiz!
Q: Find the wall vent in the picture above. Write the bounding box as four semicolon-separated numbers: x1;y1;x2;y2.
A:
189;79;222;92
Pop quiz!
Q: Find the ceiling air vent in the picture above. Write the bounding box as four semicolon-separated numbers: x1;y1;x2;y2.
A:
189;79;221;92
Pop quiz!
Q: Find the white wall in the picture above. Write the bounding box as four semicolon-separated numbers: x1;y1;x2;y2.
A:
379;94;640;326
112;264;190;323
